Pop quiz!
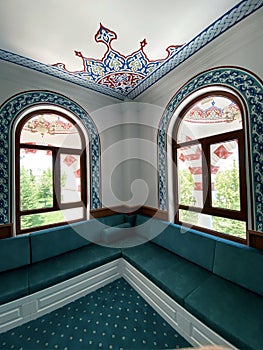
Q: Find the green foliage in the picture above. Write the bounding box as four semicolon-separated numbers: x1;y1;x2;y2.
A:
20;166;63;230
178;161;246;238
36;168;53;208
20;166;45;228
213;160;240;211
178;169;195;206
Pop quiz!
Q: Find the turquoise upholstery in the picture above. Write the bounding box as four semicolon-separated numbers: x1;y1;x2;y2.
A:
123;214;137;227
133;214;155;240
30;223;91;263
185;275;263;350
1;213;263;349
123;242;211;305
101;222;132;243
213;238;263;296
0;235;30;272
0;267;29;305
152;223;216;271
29;244;121;293
98;214;125;227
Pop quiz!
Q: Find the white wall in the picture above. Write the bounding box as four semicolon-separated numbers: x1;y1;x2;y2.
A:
135;8;263;108
0;60;124;209
135;8;263;210
1;7;262;213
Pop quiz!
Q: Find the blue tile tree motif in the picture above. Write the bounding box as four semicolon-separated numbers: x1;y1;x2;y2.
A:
0;90;101;224
157;67;263;231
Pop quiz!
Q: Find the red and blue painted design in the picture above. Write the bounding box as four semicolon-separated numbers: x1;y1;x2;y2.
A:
52;23;182;94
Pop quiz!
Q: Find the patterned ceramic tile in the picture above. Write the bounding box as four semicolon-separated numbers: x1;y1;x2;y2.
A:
157;67;263;231
0;91;101;223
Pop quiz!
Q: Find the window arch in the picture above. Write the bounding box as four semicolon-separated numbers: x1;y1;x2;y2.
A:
15;109;88;234
173;92;247;242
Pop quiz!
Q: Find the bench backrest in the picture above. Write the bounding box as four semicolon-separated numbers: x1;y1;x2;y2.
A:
152;222;217;271
0;234;30;272
213;238;263;296
30;222;92;263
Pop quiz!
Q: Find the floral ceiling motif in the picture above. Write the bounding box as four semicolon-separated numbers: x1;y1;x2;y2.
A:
52;24;182;95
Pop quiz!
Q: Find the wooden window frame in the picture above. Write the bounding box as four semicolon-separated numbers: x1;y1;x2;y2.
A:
173;96;247;244
15;111;87;235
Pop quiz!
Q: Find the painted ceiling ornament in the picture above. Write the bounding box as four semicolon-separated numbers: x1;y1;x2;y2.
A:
52;23;182;95
184;101;241;123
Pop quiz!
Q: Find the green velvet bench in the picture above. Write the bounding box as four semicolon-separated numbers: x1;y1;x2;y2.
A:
0;217;124;303
124;215;263;350
1;213;263;349
0;235;30;304
28;219;122;293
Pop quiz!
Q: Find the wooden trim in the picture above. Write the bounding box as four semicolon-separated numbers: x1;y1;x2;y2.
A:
90;205;169;221
90;206;133;218
0;223;13;239
139;206;169;221
248;230;263;251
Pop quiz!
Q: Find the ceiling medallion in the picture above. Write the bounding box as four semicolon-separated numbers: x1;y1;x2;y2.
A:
52;23;182;95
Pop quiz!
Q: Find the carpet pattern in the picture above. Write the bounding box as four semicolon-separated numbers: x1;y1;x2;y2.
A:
0;278;191;350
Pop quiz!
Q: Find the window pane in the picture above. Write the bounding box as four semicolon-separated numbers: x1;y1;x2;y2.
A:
21;207;84;230
60;154;81;204
177;96;242;143
20;148;53;210
210;139;240;210
21;114;82;149
177;144;203;207
179;209;246;239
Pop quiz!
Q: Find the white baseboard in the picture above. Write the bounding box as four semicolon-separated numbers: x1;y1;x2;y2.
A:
121;259;236;349
0;259;121;333
0;258;236;349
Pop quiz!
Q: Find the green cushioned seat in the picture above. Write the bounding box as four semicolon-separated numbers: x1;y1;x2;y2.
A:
185;275;263;349
0;235;30;304
29;244;121;293
30;223;92;263
123;242;211;305
213;238;263;296
152;223;216;271
101;222;132;243
0;235;30;272
0;267;29;305
98;214;125;227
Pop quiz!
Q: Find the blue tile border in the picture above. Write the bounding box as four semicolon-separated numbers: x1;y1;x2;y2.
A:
157;67;263;231
0;0;262;100
0;50;126;101
128;0;263;99
0;90;101;223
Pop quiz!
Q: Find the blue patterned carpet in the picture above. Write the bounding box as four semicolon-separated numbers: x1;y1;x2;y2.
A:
0;278;191;350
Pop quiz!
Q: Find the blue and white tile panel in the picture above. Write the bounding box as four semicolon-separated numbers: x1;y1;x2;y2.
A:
157;67;263;231
128;0;263;99
0;91;101;224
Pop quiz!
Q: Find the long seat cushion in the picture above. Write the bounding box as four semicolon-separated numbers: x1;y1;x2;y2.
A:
152;222;217;271
122;242;212;305
0;267;29;305
185;274;263;350
29;244;121;293
0;235;30;304
213;238;263;296
101;222;132;243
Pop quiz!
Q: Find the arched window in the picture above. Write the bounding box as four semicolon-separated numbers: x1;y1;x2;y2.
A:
15;110;87;234
173;93;247;242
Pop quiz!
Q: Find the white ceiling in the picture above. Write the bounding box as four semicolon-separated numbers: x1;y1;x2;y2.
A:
0;0;240;71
